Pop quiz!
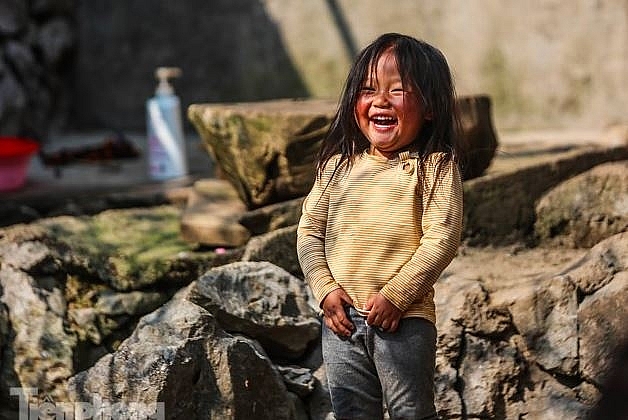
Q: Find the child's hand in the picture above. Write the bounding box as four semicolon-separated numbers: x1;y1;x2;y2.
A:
364;293;402;333
321;289;354;337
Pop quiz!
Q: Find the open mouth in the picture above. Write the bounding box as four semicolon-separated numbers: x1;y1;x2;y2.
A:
370;115;397;128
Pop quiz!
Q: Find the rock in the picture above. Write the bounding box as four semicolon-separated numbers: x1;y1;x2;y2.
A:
452;281;513;339
1;136;627;418
180;179;251;247
579;270;628;386
276;365;315;398
431;233;628;419
588;339;628;419
68;297;297;419
36;17;75;68
188;96;499;209
34;206;228;291
0;262;76;403
458;95;499;180
242;225;302;277
458;335;524;419
189;98;334;209
0;62;26;136
516;364;590;420
0;0;28;35
239;197;304;236
558;231;628;294
464;145;628;245
508;274;579;375
187;261;320;360
0;1;77;138
534;161;628;248
0;207;241;412
433;276;479;417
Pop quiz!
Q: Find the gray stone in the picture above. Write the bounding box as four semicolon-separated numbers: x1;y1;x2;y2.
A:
180;182;251;247
515;364;589;420
242;225;302;277
277;365;315;398
36;17;75;68
451;281;513;339
458;335;524;419
0;263;76;402
68;297;297;419
579;270;628;386
33;207;222;291
558;231;628;294
0;0;28;35
187;261;320;360
0;63;26;136
239;197;304;236
5;41;41;84
509;274;579;375
308;365;335;420
94;290;169;317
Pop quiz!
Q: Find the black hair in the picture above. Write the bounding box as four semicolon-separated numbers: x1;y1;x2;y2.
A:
317;33;463;178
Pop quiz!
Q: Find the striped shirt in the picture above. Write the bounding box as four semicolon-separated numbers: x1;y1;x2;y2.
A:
296;150;463;324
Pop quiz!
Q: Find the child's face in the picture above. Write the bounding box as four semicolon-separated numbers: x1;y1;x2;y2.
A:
355;49;427;159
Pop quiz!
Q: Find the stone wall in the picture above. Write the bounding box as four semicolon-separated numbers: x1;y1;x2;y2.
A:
2;1;627;138
257;0;628;132
0;0;76;140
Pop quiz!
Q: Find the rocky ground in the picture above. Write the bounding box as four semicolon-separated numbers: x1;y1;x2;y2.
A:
0;124;627;419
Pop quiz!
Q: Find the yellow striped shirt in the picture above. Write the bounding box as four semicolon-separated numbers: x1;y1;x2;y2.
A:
296;150;463;324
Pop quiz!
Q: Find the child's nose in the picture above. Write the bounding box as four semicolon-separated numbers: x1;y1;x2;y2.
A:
372;90;391;106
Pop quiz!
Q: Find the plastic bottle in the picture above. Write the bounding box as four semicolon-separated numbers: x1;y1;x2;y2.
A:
146;67;188;180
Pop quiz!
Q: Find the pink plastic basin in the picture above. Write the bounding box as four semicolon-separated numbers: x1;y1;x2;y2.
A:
0;137;40;192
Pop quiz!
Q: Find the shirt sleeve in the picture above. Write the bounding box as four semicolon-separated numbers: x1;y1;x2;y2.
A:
380;157;464;312
296;165;340;306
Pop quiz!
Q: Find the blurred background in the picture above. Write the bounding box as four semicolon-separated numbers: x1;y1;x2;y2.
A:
1;0;627;143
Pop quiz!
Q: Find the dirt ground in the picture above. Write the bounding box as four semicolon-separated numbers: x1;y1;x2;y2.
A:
443;243;587;292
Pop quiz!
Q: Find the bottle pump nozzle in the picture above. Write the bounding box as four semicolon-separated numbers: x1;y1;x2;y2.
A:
155;67;182;95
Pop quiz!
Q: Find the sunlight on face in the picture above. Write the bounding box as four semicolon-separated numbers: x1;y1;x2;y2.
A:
355;49;427;159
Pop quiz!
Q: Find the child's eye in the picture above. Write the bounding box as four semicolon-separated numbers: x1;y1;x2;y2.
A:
360;86;376;94
390;88;405;96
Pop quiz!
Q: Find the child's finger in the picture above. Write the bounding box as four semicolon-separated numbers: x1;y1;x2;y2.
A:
326;313;351;336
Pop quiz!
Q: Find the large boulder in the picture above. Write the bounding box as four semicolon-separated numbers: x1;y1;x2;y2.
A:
0;208;237;413
67;296;299;419
188;96;499;209
534;161;628;248
187;261;319;360
241;225;301;277
579;270;628;386
188;98;334;209
432;232;628;419
464;146;628;245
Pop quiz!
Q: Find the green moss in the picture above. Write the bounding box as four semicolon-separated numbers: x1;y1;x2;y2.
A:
42;206;217;290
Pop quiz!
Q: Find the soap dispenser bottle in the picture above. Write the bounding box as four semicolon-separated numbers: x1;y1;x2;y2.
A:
146;67;188;180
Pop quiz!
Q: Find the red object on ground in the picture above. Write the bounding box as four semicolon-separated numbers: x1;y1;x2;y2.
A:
0;137;40;191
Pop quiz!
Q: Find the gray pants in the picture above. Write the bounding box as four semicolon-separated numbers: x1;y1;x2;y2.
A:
322;307;438;420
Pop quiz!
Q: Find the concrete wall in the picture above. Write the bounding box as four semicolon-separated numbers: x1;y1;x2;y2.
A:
70;0;628;134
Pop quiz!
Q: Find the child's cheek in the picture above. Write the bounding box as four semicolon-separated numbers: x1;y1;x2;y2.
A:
355;97;370;128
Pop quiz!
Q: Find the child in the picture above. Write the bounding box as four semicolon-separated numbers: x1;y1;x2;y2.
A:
297;33;464;419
